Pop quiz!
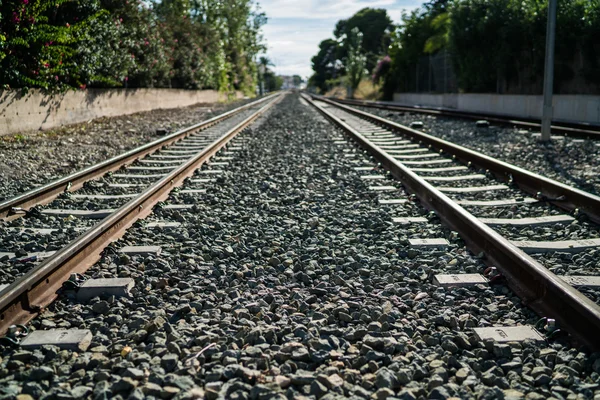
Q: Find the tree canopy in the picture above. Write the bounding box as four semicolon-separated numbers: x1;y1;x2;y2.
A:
309;7;393;92
0;0;267;94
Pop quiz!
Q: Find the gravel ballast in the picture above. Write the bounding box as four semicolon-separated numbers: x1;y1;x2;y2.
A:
0;103;264;287
0;99;253;202
356;106;600;196
1;94;599;400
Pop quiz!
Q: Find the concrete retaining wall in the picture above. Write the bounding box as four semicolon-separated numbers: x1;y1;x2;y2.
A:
0;89;243;136
392;93;600;125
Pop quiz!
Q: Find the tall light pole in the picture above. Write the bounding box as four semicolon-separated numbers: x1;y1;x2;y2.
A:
541;0;557;142
259;64;265;96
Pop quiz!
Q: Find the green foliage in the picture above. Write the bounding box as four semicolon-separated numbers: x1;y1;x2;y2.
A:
0;0;266;93
334;8;393;72
309;7;393;93
0;0;98;91
256;56;282;93
382;0;600;95
345;28;367;98
309;39;341;92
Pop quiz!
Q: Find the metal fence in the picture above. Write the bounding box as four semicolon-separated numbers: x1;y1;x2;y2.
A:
413;50;458;93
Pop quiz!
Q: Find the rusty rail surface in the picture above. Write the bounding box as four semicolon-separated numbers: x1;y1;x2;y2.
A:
304;93;600;350
328;97;600;140
0;93;283;335
0;93;279;220
315;95;600;225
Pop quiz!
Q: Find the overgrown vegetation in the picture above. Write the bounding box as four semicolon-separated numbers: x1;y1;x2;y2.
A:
310;1;600;98
0;0;267;95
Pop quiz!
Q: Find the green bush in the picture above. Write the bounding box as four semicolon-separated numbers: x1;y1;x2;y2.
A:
0;0;266;93
382;0;600;95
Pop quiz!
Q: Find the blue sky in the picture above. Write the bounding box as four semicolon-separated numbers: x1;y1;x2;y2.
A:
258;0;426;79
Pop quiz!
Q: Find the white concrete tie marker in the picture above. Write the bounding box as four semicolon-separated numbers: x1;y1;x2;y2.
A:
161;149;200;155
479;215;574;227
70;194;139;200
20;329;93;351
457;198;538;207
3;227;84;235
127;166;174;171
148;155;191;159
353;166;377;171
41;209;114;219
513;238;600;254
411;166;469;173
138;159;182;165
189;178;217;184
386;148;429;155
392;217;428;224
473;326;545;343
559;275;600;288
107;183;146;188
360;175;386;180
378;144;420;150
394;153;440;159
378;199;407;205
409;238;450;249
433;274;488;288
369;186;397;191
0;251;56;262
112;173;165;179
437;184;508;193
77;278;135;302
120;246;162;256
401;159;453;166
423;174;486;182
145;222;181;228
162;204;194;210
179;189;207;194
199;170;224;175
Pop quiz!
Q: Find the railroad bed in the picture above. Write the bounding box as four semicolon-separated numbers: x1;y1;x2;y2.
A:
0;94;599;399
347;102;600;197
0;99;255;203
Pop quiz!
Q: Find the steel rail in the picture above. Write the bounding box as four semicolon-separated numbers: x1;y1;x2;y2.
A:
313;95;600;225
0;93;284;335
303;93;600;350
0;93;279;220
327;97;600;139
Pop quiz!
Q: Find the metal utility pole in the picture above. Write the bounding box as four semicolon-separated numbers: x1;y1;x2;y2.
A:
541;0;557;141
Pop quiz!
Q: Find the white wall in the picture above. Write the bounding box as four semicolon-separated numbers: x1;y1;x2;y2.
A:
0;89;243;136
392;93;600;125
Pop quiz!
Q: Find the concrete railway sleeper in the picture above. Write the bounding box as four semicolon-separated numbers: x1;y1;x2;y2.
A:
0;93;598;399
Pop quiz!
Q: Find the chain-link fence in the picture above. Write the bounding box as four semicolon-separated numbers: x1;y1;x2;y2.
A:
412;50;458;93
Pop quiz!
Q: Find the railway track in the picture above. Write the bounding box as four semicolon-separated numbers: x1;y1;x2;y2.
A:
0;93;282;334
0;93;598;399
304;93;600;350
328;97;600;140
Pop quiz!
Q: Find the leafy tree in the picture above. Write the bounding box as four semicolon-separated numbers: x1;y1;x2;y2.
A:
0;0;103;91
309;38;340;92
0;0;267;93
334;8;393;72
257;55;272;94
344;28;366;99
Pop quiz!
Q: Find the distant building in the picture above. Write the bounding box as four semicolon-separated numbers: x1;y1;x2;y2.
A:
279;75;305;90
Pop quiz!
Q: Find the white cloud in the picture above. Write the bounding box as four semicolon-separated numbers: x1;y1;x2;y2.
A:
258;0;420;20
259;0;425;78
